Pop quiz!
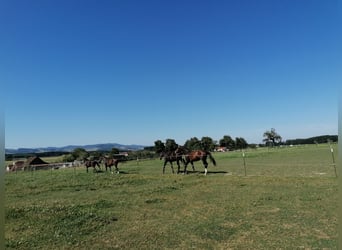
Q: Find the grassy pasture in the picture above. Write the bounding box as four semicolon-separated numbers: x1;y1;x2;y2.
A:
5;144;338;249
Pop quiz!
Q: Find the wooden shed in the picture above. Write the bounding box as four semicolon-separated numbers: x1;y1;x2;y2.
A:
25;156;49;170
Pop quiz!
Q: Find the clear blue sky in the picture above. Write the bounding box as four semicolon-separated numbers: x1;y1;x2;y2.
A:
2;0;340;148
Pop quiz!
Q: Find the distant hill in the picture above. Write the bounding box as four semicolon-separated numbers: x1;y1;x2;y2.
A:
5;143;147;154
285;135;337;145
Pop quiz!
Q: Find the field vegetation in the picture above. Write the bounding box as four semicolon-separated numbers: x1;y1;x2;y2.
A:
5;144;338;249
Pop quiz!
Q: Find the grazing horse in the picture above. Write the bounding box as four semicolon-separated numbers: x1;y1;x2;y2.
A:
175;147;216;175
101;157;120;174
84;160;101;173
160;151;185;174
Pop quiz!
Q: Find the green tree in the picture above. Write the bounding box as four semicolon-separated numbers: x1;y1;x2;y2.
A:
154;140;165;153
71;148;89;160
235;137;248;150
91;151;103;160
165;139;178;152
201;136;215;151
263;128;282;146
184;137;201;150
109;148;120;157
62;154;75;162
219;135;235;151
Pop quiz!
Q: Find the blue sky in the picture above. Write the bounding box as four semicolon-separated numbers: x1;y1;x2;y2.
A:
2;0;340;148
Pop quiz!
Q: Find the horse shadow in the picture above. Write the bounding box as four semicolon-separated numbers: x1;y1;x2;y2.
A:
104;170;129;175
206;170;228;174
93;170;129;174
113;171;129;174
178;170;228;175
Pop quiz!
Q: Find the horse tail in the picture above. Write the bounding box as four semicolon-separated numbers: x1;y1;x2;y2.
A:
207;152;216;166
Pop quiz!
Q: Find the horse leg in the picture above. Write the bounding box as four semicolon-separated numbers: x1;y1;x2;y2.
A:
182;157;191;174
163;161;167;174
95;163;100;172
190;161;195;172
183;162;188;174
170;162;175;174
203;159;208;175
114;163;119;174
176;160;181;174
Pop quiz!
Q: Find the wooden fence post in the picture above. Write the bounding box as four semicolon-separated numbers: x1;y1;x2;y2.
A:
242;150;247;176
329;144;337;177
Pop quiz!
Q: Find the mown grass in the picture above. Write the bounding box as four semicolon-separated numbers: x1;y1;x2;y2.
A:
5;144;338;249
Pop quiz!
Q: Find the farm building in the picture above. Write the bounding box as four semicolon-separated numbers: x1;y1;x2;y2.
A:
215;147;228;152
25;156;49;170
7;157;49;171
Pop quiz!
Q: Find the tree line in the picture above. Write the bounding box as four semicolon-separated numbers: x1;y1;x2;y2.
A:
154;135;249;153
6;128;337;162
61;134;253;162
153;128;284;153
154;129;338;153
284;135;337;145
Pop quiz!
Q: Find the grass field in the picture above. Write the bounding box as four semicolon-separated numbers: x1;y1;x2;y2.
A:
5;144;338;249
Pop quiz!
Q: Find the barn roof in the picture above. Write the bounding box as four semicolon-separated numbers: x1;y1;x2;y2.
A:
25;156;49;166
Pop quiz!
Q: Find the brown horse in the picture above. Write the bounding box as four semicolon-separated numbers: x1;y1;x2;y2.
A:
175;147;216;175
101;157;120;173
84;160;101;173
160;151;185;174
